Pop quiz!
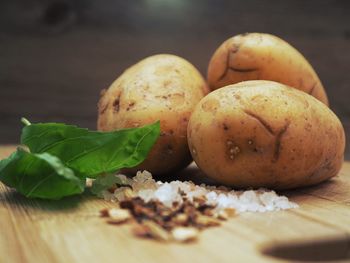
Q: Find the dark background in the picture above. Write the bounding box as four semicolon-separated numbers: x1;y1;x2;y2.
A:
1;0;350;157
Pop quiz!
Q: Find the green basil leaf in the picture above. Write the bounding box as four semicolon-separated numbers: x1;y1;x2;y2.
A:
0;148;85;200
21;121;160;178
21;122;89;153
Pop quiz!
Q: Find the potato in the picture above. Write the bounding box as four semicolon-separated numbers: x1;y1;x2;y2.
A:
98;54;209;175
187;80;345;189
207;33;329;105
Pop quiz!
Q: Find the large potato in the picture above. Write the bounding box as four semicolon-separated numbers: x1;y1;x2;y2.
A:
207;33;329;105
98;54;208;176
187;80;345;189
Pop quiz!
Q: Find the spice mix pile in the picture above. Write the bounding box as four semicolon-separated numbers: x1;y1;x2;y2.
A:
97;171;297;243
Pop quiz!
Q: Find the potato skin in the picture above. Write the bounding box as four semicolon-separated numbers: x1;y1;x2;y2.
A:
207;33;329;105
187;80;344;189
98;54;209;176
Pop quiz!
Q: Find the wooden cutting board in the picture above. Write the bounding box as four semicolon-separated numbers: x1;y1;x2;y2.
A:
1;145;350;263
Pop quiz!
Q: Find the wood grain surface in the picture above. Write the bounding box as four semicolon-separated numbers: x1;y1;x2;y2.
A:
1;145;350;262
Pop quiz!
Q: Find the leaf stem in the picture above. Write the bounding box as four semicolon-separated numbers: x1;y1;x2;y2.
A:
21;118;31;126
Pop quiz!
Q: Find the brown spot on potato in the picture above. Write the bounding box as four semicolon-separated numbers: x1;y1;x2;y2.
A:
251;94;266;102
304;123;312;132
234;94;241;100
113;97;120;112
155;65;173;76
163;80;172;87
247;140;259;153
202;99;219;113
223;123;229;131
230;43;240;53
143;84;150;91
126;101;136;111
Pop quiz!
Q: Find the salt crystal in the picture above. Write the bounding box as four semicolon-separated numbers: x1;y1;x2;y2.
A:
134;170;152;183
205;191;218;205
137;189;154;202
239;190;261;204
104;170;298;213
154;183;181;207
260;191;277;207
216;193;231;207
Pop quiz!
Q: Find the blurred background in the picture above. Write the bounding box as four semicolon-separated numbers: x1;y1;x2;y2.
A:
0;0;350;157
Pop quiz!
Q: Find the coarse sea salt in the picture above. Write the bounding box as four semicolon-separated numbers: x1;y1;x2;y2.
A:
102;170;298;213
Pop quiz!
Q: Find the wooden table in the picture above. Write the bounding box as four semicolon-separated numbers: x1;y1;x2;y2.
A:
1;145;350;263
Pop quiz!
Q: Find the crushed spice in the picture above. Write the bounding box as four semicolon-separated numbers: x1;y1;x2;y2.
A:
97;170;297;243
